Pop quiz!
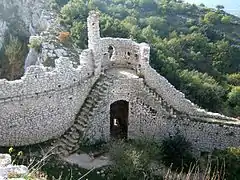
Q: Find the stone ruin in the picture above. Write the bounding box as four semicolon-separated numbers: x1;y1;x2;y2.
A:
0;11;239;157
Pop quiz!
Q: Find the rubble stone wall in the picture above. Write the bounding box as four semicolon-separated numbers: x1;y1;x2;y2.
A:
0;57;97;146
84;76;240;153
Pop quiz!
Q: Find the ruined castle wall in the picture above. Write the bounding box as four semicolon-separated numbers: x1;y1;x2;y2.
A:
85;74;240;152
143;64;198;113
0;57;97;146
100;38;141;69
84;76;142;143
131;93;240;152
143;64;236;121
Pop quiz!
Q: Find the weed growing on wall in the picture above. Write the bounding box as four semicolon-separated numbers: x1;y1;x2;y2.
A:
28;37;42;53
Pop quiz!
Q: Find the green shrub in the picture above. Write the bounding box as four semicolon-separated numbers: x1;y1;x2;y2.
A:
227;73;240;86
203;12;221;24
221;15;231;24
211;147;240;180
106;140;158;180
160;135;195;171
28;37;42;52
227;86;240;117
128;138;160;160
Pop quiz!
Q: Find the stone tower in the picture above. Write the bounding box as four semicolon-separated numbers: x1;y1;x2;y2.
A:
87;11;101;74
87;11;100;49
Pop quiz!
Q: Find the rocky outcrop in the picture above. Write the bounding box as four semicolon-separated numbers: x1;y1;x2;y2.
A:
0;154;28;179
0;0;54;73
0;20;7;50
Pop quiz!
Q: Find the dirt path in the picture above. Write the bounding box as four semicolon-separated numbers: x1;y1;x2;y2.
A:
63;153;112;170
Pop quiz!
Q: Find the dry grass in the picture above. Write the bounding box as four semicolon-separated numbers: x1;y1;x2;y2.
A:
163;159;225;180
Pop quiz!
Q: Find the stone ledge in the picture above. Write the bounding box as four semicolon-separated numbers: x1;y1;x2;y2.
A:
188;116;240;127
0;154;28;179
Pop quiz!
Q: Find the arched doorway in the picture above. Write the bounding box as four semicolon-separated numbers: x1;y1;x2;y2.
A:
110;100;129;139
108;46;114;60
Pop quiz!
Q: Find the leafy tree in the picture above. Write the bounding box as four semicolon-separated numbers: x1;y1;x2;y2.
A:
221;15;231;24
227;73;240;86
211;40;231;73
179;70;226;111
212;147;240;180
216;5;224;11
70;22;87;48
203;12;220;24
4;35;24;80
228;86;240;106
227;86;240;116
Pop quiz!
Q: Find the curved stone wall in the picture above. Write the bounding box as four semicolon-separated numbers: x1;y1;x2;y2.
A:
0;57;96;146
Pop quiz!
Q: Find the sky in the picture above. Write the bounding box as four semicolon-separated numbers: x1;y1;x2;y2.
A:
184;0;240;16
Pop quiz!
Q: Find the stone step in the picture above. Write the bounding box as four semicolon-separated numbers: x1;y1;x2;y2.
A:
85;98;95;104
85;103;92;109
69;131;81;139
87;96;99;102
77;115;88;122
63;135;79;144
58;147;69;156
95;85;107;91
91;89;104;95
79;109;88;117
102;82;110;87
64;145;75;151
75;120;87;127
70;126;78;133
88;111;94;116
103;81;112;86
81;107;90;113
92;106;99;112
73;123;86;131
92;87;104;94
77;116;88;123
60;138;76;147
90;94;102;101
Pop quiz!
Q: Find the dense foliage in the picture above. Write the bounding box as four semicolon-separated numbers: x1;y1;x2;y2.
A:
212;147;240;180
52;0;240;116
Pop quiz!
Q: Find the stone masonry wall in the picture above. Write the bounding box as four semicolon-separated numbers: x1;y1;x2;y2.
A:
84;70;240;152
0;57;97;146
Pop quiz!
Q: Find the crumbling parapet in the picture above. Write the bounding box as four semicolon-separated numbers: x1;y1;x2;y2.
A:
139;42;150;75
87;11;100;49
87;11;101;75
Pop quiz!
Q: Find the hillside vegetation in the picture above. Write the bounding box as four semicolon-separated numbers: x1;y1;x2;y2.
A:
51;0;240;117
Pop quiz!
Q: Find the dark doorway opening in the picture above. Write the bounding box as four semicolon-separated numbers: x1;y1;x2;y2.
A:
110;100;129;139
108;46;114;60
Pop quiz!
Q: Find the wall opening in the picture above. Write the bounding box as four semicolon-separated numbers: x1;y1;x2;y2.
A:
108;46;114;60
110;100;129;139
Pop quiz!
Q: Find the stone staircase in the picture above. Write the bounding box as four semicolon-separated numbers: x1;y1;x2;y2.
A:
143;82;181;117
51;73;113;157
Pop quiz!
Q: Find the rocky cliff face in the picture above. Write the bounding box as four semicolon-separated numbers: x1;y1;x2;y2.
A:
0;0;82;79
0;0;52;49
